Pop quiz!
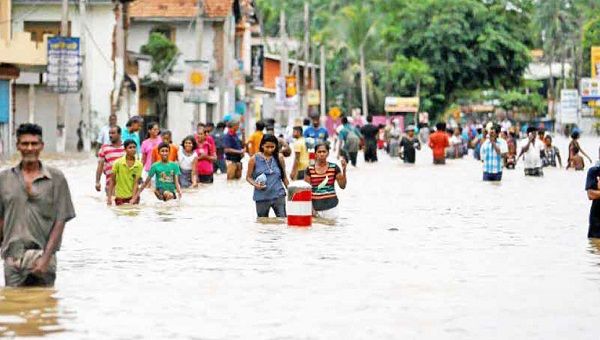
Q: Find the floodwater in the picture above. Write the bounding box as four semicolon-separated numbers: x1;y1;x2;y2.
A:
1;136;600;339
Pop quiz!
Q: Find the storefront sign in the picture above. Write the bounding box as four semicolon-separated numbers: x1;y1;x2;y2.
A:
47;36;80;93
384;96;419;113
592;46;600;78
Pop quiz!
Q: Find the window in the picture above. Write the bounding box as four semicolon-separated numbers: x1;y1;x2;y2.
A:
151;26;175;42
24;21;71;43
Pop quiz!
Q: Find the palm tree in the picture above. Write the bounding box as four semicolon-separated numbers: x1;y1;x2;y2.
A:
535;0;576;113
336;4;378;116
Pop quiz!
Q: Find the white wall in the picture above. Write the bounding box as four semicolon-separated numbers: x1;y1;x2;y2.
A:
12;3;116;147
128;21;216;72
14;85;80;152
167;91;195;143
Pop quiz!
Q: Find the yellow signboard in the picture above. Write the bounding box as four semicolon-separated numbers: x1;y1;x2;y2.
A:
286;76;297;97
307;90;320;106
384;97;420;113
593;46;600;78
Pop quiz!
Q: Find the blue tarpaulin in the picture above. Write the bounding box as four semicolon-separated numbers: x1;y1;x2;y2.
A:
0;80;9;124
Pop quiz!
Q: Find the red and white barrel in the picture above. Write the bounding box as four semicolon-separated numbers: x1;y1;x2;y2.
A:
287;180;313;227
308;148;316;167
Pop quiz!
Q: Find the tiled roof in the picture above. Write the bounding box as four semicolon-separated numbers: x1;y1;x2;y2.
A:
129;0;234;19
130;0;198;18
204;0;234;18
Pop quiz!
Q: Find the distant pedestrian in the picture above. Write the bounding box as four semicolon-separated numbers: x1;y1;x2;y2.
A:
141;122;162;174
388;121;401;158
585;148;600;238
518;127;544;177
338;117;361;167
400;125;421;164
151;130;178;164
567;131;592;171
305;143;347;220
96;113;117;147
481;126;508;182
247;121;265;156
137;142;182;201
212;122;227;174
95;126;124;196
542;135;562;168
196;129;216;184
429;122;450;164
223;121;245;180
291;126;309;180
246;134;289;218
0;123;76;287
121;116;143;154
108;139;143;206
178;136;198;188
360;116;379;162
303;115;329;150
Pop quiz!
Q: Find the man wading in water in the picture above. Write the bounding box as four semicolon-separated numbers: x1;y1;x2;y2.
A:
0;123;76;287
585;147;600;238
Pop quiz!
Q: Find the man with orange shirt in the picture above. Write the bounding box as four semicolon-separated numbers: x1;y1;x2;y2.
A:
429;122;450;165
247;121;265;156
151;130;178;163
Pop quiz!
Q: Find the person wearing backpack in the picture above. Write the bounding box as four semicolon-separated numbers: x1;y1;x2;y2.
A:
338;116;362;167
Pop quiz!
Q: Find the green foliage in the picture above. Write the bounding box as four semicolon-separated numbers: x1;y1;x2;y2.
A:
583;16;600;77
256;0;537;119
140;32;179;74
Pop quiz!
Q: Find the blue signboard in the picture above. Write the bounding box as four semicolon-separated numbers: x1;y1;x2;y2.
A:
0;80;9;124
47;36;80;93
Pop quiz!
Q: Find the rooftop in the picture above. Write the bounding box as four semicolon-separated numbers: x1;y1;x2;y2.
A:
130;0;234;19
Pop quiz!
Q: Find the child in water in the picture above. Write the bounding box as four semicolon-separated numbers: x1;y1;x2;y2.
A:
135;142;182;201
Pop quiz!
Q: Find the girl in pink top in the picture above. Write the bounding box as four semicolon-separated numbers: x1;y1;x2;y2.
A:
141;123;162;172
196;130;217;183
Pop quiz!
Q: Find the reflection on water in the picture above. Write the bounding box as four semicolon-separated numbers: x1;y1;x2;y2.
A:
0;288;68;337
2;136;600;338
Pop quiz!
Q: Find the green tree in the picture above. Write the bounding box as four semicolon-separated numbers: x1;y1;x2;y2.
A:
390;56;435;112
140;32;179;125
140;32;179;74
390;0;532;118
336;4;378;116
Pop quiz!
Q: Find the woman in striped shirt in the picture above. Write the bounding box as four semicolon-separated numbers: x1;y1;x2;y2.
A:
304;142;347;219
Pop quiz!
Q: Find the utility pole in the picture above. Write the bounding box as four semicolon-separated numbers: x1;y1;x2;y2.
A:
302;1;310;117
79;0;91;152
320;44;326;117
280;9;288;77
195;0;204;126
56;0;69;153
279;9;288;124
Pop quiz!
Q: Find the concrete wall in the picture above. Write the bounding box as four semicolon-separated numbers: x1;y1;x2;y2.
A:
14;85;81;152
128;21;217;72
128;20;236;124
167;91;195;143
12;3;116;146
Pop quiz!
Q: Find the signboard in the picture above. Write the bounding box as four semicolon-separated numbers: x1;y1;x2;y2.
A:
275;76;286;108
183;60;210;103
384;96;419;113
47;36;80;93
592;46;600;78
286;75;297;98
560;89;579;124
307;90;320;106
580;78;600;100
250;45;264;87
